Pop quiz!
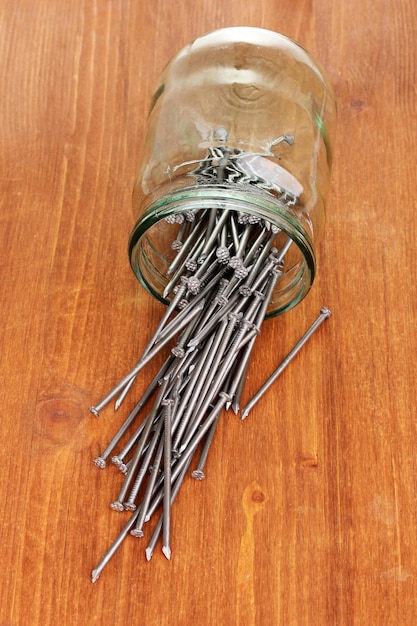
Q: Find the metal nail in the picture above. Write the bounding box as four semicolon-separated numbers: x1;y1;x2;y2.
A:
241;307;332;419
92;508;141;582
172;323;227;452
123;418;164;511
145;452;193;561
162;398;174;559
130;436;165;538
191;415;220;480
90;301;204;416
110;378;170;509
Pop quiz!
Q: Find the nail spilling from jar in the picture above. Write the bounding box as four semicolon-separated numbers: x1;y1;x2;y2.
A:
90;206;331;582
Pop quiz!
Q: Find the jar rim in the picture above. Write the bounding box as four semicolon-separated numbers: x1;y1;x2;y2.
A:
129;185;316;317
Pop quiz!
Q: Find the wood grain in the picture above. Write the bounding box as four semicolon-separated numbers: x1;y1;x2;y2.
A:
1;0;417;624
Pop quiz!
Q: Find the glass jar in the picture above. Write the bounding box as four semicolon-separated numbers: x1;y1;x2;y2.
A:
129;26;336;316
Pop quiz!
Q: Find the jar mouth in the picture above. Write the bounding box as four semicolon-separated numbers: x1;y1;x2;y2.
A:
129;185;316;317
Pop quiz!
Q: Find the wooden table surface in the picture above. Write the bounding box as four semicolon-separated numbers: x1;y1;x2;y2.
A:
1;1;417;624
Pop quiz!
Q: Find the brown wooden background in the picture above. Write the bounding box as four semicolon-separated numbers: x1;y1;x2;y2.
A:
1;1;417;624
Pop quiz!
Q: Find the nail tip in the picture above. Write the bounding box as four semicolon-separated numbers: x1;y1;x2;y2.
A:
145;548;153;561
162;546;171;560
91;569;100;583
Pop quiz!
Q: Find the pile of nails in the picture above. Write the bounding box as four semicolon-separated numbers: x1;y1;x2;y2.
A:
90;203;330;582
